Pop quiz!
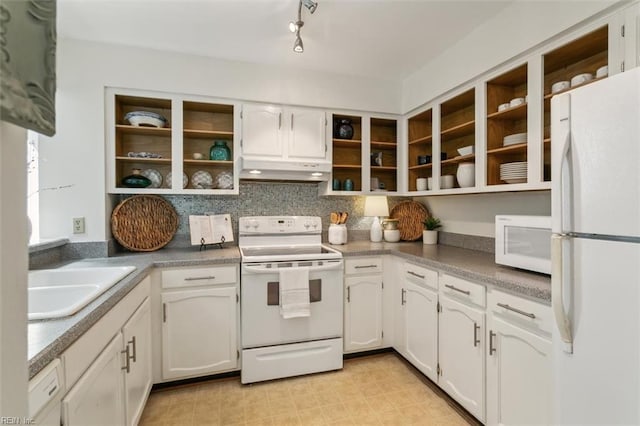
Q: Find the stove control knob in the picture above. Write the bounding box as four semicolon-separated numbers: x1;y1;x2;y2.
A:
249;220;259;230
312;223;318;229
304;222;311;229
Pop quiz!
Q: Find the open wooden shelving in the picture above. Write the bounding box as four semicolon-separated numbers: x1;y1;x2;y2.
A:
440;89;476;188
407;108;433;191
486;63;528;186
332;114;363;192
369;117;398;191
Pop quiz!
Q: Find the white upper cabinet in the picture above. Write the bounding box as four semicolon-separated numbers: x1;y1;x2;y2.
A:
288;107;327;160
241;104;284;158
241;104;328;161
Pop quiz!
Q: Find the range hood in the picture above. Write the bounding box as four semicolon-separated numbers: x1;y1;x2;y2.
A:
239;157;332;181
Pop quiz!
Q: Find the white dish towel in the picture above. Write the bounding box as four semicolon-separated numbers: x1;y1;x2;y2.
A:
279;267;310;319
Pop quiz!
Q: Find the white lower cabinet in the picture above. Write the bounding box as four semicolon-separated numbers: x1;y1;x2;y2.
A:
61;278;151;426
403;280;439;382
161;284;238;380
486;290;552;426
344;274;383;352
62;333;125;425
438;293;485;422
123;298;152;426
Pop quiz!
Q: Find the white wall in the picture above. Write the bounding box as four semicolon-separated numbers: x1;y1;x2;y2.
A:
0;122;28;417
402;1;617;111
415;192;551;237
39;38;402;242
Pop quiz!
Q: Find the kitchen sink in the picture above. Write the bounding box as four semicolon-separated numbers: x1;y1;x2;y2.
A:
28;266;136;320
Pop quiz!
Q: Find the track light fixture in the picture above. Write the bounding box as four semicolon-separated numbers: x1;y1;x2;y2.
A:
289;0;317;53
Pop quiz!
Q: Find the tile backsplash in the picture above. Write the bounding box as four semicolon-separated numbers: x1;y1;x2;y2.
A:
115;182;410;248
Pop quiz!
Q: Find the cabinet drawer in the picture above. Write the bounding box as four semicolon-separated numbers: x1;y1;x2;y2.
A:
162;265;237;289
345;257;382;275
440;274;486;307
403;262;438;291
488;290;552;335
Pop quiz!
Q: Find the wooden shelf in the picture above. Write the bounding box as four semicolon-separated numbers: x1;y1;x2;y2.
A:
487;103;527;120
441;120;475;142
370;141;397;149
543;138;551;144
409;163;433;171
487;143;528;155
116;125;171;136
333;139;362;148
183;159;233;166
543;76;606;100
442;154;475;166
409;134;433;145
333;164;362;169
183;129;233;139
115;156;171;164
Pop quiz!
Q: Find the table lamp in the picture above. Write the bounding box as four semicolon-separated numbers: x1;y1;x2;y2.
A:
364;196;389;242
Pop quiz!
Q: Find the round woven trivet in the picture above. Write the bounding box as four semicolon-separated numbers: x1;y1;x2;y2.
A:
389;201;430;241
111;195;178;251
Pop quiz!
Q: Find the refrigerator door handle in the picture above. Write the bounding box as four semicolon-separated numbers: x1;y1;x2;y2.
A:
551;94;572;234
552;234;573;353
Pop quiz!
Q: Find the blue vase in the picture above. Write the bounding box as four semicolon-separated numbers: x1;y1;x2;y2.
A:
344;179;354;191
209;140;231;161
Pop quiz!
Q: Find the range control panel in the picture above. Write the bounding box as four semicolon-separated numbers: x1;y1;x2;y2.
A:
239;216;322;234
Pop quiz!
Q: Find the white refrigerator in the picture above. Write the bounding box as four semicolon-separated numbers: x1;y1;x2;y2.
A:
551;67;640;425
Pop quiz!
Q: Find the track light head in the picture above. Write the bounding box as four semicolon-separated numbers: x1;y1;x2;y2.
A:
302;0;318;14
293;34;304;53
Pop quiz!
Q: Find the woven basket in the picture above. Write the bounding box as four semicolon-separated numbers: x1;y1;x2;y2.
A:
389;201;430;241
111;195;178;251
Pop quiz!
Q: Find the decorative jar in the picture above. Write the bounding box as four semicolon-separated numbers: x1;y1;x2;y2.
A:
121;169;151;188
209;140;231;161
335;119;354;140
456;162;475;188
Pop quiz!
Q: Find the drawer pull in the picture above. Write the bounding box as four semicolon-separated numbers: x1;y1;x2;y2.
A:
121;346;131;373
401;288;406;305
354;265;377;269
497;303;536;319
347;286;351;303
444;284;470;295
407;271;425;279
473;322;480;347
489;330;497;356
185;276;216;281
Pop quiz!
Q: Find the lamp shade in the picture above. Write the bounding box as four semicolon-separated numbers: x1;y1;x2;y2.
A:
364;196;389;218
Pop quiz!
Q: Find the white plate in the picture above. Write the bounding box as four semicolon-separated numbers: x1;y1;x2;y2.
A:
191;170;214;189
141;169;162;188
551;81;570;93
497;103;511;112
503;178;527;184
571;73;593;87
166;172;188;189
596;65;608;79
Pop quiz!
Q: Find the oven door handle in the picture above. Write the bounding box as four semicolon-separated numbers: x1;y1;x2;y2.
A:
242;261;343;274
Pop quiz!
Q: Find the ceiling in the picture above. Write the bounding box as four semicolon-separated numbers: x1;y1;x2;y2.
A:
58;0;513;82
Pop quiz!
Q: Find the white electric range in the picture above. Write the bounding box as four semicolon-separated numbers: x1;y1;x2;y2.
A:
238;216;344;384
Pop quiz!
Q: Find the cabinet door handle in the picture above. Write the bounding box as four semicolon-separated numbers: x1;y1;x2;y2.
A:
128;336;137;363
355;265;377;269
346;286;351;302
162;303;167;323
407;271;425;279
497;303;536;319
473;323;480;347
121;346;131;373
401;288;406;305
184;276;216;281
445;284;471;295
291;113;294;130
489;330;497;356
279;112;282;129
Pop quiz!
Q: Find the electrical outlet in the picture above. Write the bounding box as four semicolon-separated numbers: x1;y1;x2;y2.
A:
72;217;85;234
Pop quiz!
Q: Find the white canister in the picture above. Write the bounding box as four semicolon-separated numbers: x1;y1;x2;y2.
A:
384;229;400;242
416;178;427;191
328;224;348;245
456;162;475;188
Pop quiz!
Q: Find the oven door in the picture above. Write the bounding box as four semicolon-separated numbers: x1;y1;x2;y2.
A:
241;259;344;348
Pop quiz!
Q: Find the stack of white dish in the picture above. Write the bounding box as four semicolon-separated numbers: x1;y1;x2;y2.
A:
503;132;527;147
500;162;527;184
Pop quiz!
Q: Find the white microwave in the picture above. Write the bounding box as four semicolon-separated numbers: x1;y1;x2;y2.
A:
495;215;551;275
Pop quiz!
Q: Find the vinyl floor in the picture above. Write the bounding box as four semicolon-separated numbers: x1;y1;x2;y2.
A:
139;352;477;425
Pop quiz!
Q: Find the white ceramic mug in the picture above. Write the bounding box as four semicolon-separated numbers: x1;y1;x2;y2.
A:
416;178;427;191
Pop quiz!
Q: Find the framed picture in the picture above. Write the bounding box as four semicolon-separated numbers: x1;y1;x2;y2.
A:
0;0;56;136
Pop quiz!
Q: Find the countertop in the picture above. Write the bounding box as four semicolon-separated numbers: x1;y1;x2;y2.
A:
28;242;550;379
